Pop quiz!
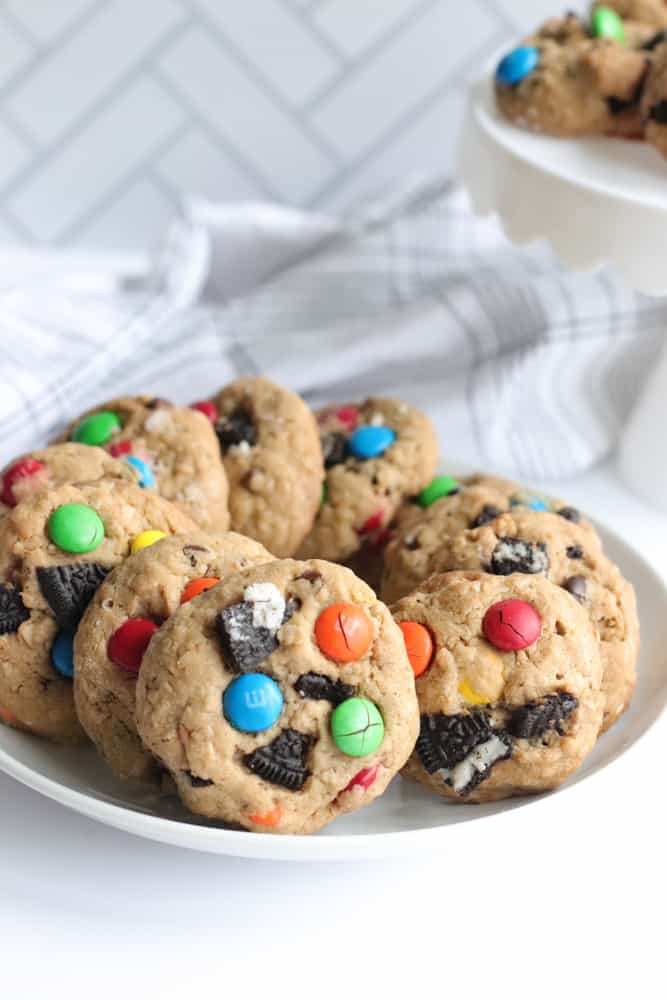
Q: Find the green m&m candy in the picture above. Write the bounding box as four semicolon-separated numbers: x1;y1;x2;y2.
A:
71;411;121;447
331;697;384;757
591;7;625;41
417;475;459;508
48;503;105;553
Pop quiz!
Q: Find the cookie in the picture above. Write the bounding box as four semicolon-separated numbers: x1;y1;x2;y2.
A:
297;398;438;565
419;509;638;733
200;377;323;557
0;443;140;515
380;473;595;604
58;396;229;530
495;34;649;140
641;38;667;156
394;571;604;803
135;559;419;834
74;531;273;782
0;481;196;742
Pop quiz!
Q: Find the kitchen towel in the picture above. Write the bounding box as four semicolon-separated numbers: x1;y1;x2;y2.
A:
1;176;665;479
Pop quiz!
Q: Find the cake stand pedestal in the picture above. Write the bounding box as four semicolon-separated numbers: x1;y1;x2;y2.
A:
457;73;667;510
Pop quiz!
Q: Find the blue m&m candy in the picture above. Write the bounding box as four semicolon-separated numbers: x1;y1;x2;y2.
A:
348;425;396;460
51;630;74;680
125;456;155;489
526;496;549;512
496;46;539;87
223;674;283;733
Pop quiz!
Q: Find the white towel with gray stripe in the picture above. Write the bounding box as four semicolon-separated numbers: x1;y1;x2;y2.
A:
1;176;665;478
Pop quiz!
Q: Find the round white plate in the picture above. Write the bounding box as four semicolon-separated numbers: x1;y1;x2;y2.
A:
0;506;665;861
457;70;667;293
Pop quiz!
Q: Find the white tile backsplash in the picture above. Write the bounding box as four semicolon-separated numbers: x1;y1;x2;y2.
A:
0;0;587;249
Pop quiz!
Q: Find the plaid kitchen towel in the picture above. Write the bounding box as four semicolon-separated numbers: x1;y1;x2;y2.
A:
1;176;665;479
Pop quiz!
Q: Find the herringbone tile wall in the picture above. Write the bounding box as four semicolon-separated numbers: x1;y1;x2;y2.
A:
0;0;581;250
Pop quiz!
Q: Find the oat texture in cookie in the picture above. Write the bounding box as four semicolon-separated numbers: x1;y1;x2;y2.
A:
0;480;196;743
394;571;603;802
135;559;419;834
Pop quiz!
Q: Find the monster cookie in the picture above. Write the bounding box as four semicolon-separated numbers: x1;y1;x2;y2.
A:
641;37;667;156
58;395;229;530
0;443;140;515
75;531;272;782
420;509;639;732
380;473;596;604
196;377;323;557
135;559;419;834
0;481;196;742
297;398;438;565
394;571;604;802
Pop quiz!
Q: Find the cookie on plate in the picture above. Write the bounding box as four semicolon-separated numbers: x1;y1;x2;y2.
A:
0;481;196;743
0;443;140;515
421;509;639;733
136;559;419;834
58;396;229;530
641;38;667;156
297;398;438;565
380;473;595;604
394;571;604;803
199;377;323;557
75;531;272;783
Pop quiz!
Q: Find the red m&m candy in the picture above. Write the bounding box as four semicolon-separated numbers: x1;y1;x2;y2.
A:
109;440;132;457
482;599;541;652
1;459;47;506
107;618;158;674
342;763;380;794
192;401;217;423
335;405;359;432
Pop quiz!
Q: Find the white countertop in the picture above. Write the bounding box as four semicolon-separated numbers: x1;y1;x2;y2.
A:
1;454;664;999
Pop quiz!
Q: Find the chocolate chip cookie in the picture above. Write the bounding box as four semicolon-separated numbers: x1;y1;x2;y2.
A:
417;509;638;733
58;396;229;531
297;398;438;565
394;571;603;803
0;481;196;743
75;531;272;782
136;559;419;834
201;377;323;557
380;473;594;604
0;443;140;515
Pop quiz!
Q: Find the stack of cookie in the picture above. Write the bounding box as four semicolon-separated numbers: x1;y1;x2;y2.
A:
0;376;638;833
494;2;667;161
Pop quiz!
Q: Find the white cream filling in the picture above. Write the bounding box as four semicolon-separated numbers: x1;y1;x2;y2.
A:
243;582;286;631
439;735;508;793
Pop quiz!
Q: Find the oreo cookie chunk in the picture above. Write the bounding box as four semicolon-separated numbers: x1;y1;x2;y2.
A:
487;537;549;576
0;584;29;635
37;563;108;631
294;672;354;705
469;504;504;529
215;406;257;453
243;729;311;790
217;582;294;673
321;432;347;469
393;570;604;803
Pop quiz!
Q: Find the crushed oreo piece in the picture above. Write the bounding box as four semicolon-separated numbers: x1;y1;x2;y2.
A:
215;406;257;452
417;713;511;795
243;729;311;791
216;598;293;673
0;583;30;635
443;733;512;795
321;432;347;469
469;504;503;529
566;544;584;560
564;575;587;602
509;692;578;740
294;672;354;705
37;563;109;630
649;100;667;124
557;506;581;524
487;537;549;575
185;771;214;788
642;30;667;51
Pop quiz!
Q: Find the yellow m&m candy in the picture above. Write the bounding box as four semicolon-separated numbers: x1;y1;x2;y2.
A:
131;530;167;554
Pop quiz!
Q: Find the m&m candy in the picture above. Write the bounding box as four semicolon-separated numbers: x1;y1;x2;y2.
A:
1;459;47;507
107;619;158;674
342;763;380;793
192;401;217;423
109;440;132;457
315;602;373;663
496;46;539;87
417;476;459;508
348;425;396;460
592;6;625;41
71;411;121;447
223;674;283;733
482;599;541;652
48;503;105;554
51;630;74;679
131;530;167;554
331;697;384;757
398;621;434;677
180;577;220;604
125;456;155;489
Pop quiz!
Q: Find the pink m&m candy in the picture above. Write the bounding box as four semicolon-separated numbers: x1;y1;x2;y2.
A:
482;599;541;652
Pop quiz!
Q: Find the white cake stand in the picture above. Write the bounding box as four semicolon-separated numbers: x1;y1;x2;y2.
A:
457;71;667;510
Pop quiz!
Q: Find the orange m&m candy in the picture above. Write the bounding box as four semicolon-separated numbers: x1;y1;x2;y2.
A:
315;602;373;663
247;805;282;827
399;621;433;678
0;704;18;726
180;577;220;604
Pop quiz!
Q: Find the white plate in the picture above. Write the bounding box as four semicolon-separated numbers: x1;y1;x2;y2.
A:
457;70;667;294
1;502;666;861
